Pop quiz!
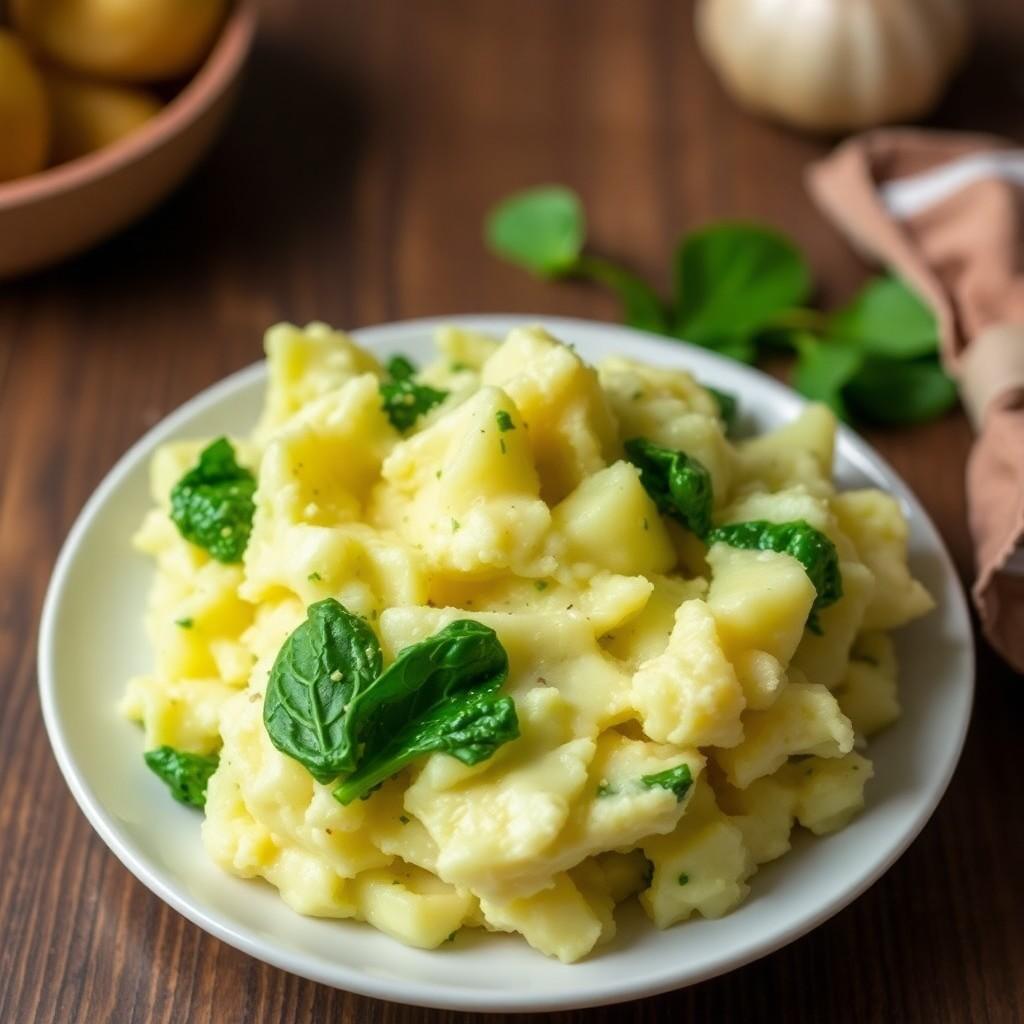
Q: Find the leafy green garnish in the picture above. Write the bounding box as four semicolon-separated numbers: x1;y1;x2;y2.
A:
175;617;194;629
333;620;518;804
828;276;939;360
672;224;811;350
263;599;383;783
707;519;843;628
169;438;256;563
678;873;690;886
484;186;668;332
485;188;957;429
495;410;515;432
791;335;862;421
533;579;548;592
596;781;616;798
307;571;322;582
624;438;713;538
485;185;585;276
706;386;739;434
262;602;519;804
641;763;693;802
386;354;417;380
144;746;219;808
380;379;447;432
843;357;958;426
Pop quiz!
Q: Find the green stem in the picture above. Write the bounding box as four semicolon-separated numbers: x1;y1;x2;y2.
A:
573;255;670;334
764;308;828;333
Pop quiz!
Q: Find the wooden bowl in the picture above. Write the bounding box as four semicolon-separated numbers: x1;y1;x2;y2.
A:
0;1;257;278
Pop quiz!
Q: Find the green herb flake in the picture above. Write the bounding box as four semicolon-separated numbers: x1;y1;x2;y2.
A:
625;438;713;539
596;781;616;798
169;438;256;563
175;617;194;629
451;518;461;532
495;410;515;432
677;873;690;886
399;814;410;825
144;746;219;809
307;571;322;583
533;580;548;592
640;763;693;802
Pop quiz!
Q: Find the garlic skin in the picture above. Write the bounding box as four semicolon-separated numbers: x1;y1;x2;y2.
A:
696;0;971;134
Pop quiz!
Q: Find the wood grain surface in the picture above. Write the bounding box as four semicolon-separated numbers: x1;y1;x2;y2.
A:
3;2;1023;1021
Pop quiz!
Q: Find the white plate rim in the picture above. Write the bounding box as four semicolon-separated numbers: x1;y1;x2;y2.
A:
37;314;975;1013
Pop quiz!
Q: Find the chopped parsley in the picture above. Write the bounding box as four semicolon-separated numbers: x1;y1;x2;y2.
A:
379;355;447;431
677;872;690;886
495;410;515;432
534;580;548;592
307;571;322;582
640;763;693;802
175;617;194;629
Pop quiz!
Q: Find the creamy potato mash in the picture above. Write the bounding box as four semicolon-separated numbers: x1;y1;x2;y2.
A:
122;322;932;962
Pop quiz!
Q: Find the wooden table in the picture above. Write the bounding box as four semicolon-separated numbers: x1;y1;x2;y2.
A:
3;2;1023;1021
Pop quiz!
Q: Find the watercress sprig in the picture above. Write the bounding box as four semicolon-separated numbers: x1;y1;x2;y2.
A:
485;186;957;427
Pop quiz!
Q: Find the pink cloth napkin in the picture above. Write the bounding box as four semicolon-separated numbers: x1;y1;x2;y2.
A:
808;129;1024;673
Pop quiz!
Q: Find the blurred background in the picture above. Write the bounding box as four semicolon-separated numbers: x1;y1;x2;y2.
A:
2;2;1023;1022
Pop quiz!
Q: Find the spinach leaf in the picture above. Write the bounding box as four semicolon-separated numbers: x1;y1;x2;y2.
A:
380;361;448;432
264;599;383;783
792;335;863;421
707;519;843;628
673;224;811;349
624;438;713;538
485;185;585;277
641;763;693;802
844;356;958;426
144;746;219;808
169;438;256;563
706;386;739;434
333;619;517;804
829;277;938;360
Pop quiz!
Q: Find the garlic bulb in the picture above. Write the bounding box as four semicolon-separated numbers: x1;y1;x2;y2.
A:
696;0;970;134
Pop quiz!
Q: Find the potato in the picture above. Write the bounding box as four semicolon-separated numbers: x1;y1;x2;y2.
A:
13;0;229;82
43;69;161;162
0;30;49;181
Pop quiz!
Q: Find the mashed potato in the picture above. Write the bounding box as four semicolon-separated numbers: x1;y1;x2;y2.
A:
122;322;932;962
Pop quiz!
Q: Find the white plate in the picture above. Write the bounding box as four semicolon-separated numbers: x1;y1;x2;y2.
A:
39;315;974;1013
